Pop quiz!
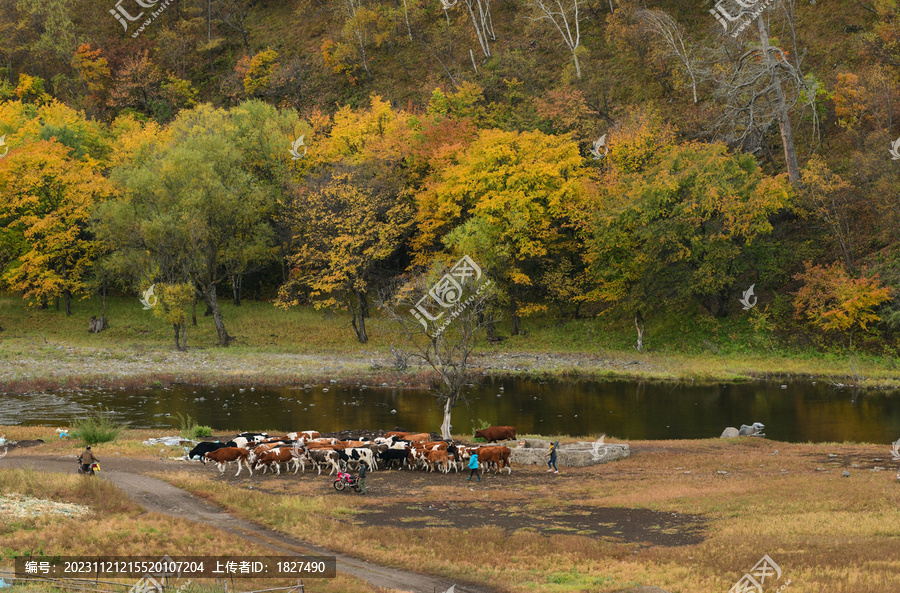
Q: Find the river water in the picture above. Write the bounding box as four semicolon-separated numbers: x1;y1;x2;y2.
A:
1;378;898;443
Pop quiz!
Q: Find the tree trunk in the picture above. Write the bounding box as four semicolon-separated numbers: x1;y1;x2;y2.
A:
572;48;582;80
440;397;453;440
485;312;497;340
63;289;72;316
361;291;369;318
192;292;198;326
757;17;800;186
634;310;645;352
231;273;242;306
55;296;60;311
173;323;183;351
205;285;231;346
351;290;368;343
509;291;521;336
181;322;187;350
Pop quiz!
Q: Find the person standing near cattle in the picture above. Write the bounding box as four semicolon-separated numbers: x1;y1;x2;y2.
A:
358;460;368;494
467;451;481;481
547;441;559;474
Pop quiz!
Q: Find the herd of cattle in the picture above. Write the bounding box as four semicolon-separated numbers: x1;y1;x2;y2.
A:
188;426;518;478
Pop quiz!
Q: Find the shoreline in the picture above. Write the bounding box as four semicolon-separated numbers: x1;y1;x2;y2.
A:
2;344;899;395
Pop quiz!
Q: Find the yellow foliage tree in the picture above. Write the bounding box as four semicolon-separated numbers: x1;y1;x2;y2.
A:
243;48;279;97
0;139;111;314
414;128;590;334
278;172;413;343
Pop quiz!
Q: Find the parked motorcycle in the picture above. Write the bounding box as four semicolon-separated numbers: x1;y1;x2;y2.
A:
333;471;360;492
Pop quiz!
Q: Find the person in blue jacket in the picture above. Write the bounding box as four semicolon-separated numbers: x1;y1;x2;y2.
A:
467;451;481;481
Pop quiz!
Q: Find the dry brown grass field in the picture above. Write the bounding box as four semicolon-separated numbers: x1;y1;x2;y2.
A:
2;426;899;592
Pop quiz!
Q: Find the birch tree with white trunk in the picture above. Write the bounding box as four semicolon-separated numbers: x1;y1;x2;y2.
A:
524;0;583;78
637;9;703;104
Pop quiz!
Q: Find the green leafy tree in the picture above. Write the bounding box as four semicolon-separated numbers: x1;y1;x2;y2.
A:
104;104;273;346
584;111;792;316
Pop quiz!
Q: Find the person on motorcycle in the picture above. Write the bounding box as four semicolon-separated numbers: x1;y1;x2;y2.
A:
78;446;97;474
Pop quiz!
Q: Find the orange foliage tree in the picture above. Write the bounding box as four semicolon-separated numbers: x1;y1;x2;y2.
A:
793;261;891;349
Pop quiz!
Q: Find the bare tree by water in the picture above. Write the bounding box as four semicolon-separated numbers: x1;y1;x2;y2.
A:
380;268;494;439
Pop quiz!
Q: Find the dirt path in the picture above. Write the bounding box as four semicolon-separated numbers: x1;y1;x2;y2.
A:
4;453;492;593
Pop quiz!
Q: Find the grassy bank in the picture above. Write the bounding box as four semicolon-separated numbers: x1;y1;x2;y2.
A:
1;292;899;392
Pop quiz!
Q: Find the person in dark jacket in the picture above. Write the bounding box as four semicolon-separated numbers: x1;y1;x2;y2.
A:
547;441;559;474
358;461;367;494
78;446;98;474
467;452;481;481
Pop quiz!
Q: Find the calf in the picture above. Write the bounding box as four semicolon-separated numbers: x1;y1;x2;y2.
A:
204;447;252;477
474;426;516;443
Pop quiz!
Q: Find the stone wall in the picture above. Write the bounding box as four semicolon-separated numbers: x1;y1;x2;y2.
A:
507;439;630;468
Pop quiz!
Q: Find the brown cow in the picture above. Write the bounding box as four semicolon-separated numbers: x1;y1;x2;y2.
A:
384;431;410;438
424;449;450;473
205;447;252;477
403;433;431;442
474;426;516;443
475;446;512;474
254;447;297;476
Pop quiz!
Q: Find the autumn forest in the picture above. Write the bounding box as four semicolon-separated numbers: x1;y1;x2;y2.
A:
1;0;899;355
